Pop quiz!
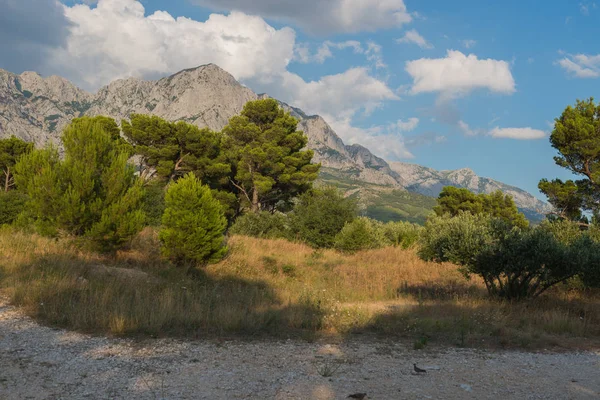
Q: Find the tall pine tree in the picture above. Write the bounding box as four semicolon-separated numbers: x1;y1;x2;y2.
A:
221;99;320;213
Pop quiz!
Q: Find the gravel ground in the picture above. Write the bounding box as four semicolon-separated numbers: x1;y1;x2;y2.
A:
1;297;599;400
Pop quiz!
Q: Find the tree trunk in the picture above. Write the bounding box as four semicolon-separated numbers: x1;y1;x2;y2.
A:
3;167;9;192
251;185;260;213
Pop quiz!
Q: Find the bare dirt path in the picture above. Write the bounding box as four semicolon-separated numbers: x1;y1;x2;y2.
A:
1;297;599;400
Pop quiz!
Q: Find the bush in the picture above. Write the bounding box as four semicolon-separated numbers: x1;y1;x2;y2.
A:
228;211;290;239
159;173;227;266
383;221;423;249
289;187;357;248
0;191;27;226
538;219;582;245
418;213;494;274
419;213;598;299
334;217;390;253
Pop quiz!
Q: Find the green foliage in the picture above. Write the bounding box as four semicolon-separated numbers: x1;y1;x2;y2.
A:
228;211;290;239
0;190;28;226
159;173;227;266
382;221;423;249
14;116;145;251
0;135;33;192
122;114;237;219
538;219;583;245
221;99;320;213
539;98;600;222
289;186;358;248
419;213;494;274
141;180;166;227
434;186;528;228
419;214;598;299
538;179;583;222
334;217;389;253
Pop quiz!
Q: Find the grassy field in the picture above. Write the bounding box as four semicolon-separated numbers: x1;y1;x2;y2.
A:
1;227;599;349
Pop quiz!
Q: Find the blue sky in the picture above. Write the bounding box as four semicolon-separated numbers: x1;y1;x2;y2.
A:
2;0;600;199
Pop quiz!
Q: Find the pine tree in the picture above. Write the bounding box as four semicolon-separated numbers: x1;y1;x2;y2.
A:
434;187;528;228
0;135;33;192
122;114;236;217
539;98;600;224
221;99;320;213
14;116;145;250
159;173;227;266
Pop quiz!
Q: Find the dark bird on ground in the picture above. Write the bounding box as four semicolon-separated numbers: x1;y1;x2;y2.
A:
347;393;367;399
413;363;427;374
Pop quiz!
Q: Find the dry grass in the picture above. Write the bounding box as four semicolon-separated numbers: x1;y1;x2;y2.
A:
1;227;599;349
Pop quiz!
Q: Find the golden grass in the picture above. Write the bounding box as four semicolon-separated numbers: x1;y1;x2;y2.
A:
1;227;599;349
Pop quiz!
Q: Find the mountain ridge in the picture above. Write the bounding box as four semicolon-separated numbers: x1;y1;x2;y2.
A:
0;64;551;221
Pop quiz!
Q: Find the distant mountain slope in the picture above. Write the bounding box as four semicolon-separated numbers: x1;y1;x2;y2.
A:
0;64;550;222
389;162;551;221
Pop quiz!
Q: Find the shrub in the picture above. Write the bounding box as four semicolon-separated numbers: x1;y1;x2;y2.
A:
383;221;423;249
0;190;27;226
418;213;494;275
159;173;227;266
419;213;598;299
334;217;390;253
289;186;357;248
229;211;290;239
538;219;582;245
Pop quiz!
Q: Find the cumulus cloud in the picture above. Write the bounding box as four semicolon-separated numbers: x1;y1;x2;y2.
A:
45;0;402;157
397;29;433;49
267;68;398;120
0;0;72;73
192;0;412;34
557;53;600;78
489;127;546;140
405;50;516;96
295;40;364;64
51;2;296;89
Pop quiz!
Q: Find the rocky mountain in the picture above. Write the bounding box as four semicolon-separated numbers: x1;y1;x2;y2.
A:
389;162;552;220
0;64;550;221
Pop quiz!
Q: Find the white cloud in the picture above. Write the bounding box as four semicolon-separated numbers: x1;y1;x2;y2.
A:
458;120;480;136
271;68;398;120
557;54;600;78
329;119;415;160
294;40;364;64
462;39;477;49
397;29;433;49
406;50;516;96
193;0;412;34
43;0;403;158
54;2;296;89
489;127;546;140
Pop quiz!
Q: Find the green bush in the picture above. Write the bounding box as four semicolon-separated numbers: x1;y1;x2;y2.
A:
418;213;494;274
538;219;582;245
159;173;227;266
383;221;423;249
289;186;357;248
0;191;28;226
334;217;390;253
419;213;599;299
229;211;290;239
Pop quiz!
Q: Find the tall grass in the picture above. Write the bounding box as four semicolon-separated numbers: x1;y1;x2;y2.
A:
1;227;599;349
